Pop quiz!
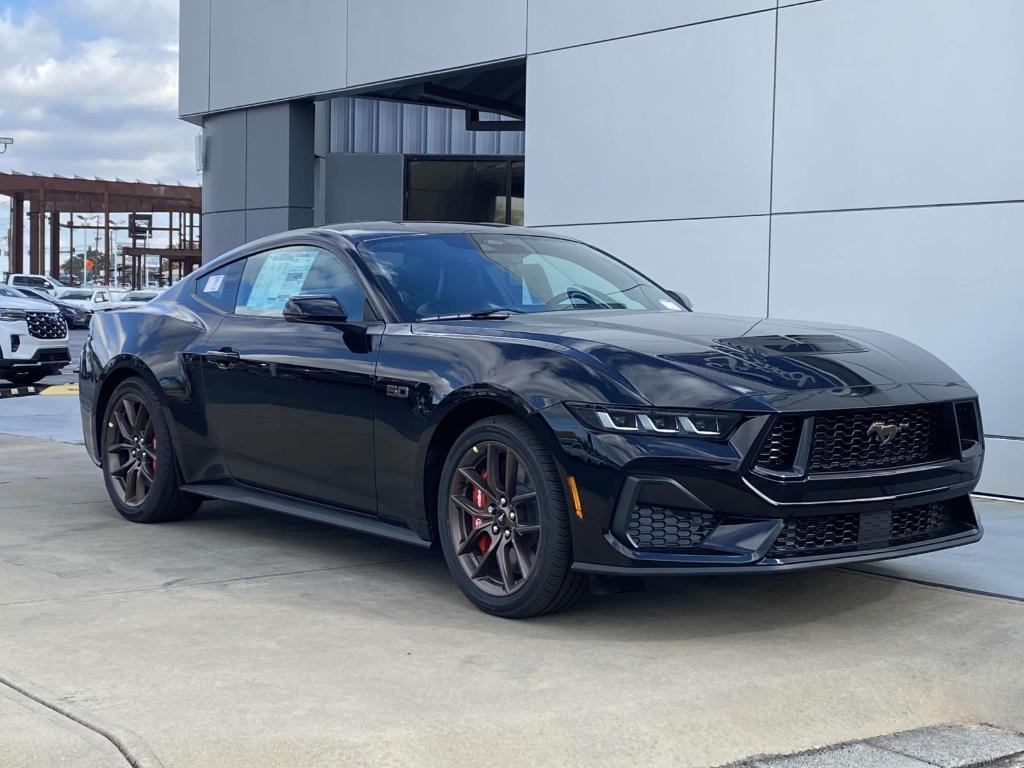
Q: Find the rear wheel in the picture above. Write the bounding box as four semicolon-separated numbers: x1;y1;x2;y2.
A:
438;416;586;618
3;369;47;385
101;378;200;523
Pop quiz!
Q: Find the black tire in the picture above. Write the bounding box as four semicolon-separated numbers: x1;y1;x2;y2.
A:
3;369;47;385
438;416;587;618
100;377;201;523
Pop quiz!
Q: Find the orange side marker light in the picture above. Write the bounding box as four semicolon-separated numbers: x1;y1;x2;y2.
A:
566;475;583;520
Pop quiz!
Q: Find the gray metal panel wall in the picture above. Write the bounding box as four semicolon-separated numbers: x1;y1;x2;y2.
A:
527;0;1024;497
201;102;314;261
329;97;524;156
323;154;406;224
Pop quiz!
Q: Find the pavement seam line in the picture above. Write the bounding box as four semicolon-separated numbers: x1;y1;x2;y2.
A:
0;554;438;608
0;668;164;768
840;567;1024;606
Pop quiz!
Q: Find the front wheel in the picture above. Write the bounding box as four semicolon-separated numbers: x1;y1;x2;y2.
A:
101;377;201;523
438;416;587;618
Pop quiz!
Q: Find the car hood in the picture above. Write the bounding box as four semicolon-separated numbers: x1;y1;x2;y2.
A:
422;310;970;411
1;295;61;312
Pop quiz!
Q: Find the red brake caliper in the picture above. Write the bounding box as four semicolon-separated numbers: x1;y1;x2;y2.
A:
471;469;491;554
151;436;157;473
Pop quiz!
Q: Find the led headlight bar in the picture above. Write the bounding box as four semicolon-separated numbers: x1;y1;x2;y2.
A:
566;403;740;439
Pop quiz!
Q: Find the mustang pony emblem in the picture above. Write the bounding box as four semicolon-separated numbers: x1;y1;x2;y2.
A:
866;421;903;447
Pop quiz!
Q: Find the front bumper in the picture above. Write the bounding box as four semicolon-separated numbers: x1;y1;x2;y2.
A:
536;399;984;575
0;346;71;371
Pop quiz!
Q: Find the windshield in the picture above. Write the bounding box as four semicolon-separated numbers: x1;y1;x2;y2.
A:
358;233;682;321
0;285;24;298
61;290;94;300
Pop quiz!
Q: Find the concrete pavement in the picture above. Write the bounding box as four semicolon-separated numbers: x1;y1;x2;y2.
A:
1;431;1023;767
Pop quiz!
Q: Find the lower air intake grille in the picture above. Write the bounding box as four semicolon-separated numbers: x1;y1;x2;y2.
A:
768;500;968;559
768;513;860;558
890;502;960;543
626;506;718;550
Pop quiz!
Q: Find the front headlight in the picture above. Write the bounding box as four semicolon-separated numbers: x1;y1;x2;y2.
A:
566;403;740;439
0;308;27;322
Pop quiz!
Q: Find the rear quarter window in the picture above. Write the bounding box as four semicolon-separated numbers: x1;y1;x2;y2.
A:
194;261;243;313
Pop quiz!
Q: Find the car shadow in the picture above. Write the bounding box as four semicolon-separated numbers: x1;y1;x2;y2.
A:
184;500;903;642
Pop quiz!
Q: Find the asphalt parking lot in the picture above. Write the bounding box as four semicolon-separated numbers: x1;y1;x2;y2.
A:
1;391;1022;767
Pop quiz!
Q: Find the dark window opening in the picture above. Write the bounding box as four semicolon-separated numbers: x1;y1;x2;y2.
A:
404;156;524;225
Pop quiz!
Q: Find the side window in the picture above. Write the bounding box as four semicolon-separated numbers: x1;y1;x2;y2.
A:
235;246;367;321
194;260;243;313
96;292;108;303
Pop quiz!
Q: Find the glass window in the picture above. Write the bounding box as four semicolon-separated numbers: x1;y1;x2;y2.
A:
359;233;680;321
235;246;367;321
406;159;518;224
194;260;243;313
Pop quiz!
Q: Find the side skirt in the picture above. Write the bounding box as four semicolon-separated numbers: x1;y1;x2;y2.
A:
181;482;433;549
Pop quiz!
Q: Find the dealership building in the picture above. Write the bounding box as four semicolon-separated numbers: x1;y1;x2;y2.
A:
178;0;1023;498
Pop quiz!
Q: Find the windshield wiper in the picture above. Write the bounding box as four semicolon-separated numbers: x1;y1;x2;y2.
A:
418;307;526;322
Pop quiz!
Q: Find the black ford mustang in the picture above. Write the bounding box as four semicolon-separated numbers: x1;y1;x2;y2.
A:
80;222;984;617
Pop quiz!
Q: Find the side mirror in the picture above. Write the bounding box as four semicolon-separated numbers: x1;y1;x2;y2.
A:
283;294;366;333
665;290;694;311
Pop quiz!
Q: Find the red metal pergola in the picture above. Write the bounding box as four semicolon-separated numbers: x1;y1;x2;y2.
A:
1;171;201;286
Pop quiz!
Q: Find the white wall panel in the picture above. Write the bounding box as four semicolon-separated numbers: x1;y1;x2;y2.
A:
527;0;773;53
347;0;527;86
770;203;1024;441
773;0;1024;212
977;439;1024;498
209;0;348;111
178;0;210;116
547;216;769;318
526;13;775;227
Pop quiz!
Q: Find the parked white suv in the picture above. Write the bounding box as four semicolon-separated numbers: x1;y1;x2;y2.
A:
5;273;65;295
0;285;71;385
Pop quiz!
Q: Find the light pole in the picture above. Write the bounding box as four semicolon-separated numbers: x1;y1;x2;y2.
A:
76;214;100;285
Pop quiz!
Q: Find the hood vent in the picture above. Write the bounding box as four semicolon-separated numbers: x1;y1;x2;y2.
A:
722;335;867;355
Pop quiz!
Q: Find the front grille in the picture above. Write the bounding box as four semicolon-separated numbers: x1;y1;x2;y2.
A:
755;417;802;471
808;405;949;473
626;505;719;550
768;500;967;559
26;311;67;340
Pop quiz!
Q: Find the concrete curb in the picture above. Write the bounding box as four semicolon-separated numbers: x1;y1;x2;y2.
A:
0;384;42;398
0;668;164;768
721;724;1024;768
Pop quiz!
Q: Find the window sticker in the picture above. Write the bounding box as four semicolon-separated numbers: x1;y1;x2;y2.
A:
244;251;316;314
203;274;224;293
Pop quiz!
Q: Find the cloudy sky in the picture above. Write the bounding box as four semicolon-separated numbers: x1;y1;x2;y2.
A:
0;0;197;270
0;0;197;182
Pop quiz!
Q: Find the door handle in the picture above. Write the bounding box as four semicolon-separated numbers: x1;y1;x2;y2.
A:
206;348;240;368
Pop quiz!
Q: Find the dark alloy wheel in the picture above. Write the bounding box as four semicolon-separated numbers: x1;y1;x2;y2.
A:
105;392;157;507
438;416;587;618
101;378;200;523
448;440;541;596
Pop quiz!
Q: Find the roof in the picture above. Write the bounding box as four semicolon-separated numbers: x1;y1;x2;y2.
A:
0;171;201;214
321;221;569;243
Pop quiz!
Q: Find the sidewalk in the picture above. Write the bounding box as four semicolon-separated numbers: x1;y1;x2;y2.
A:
1;432;1022;767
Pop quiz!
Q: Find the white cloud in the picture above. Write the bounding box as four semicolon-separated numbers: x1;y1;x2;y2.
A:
0;3;198;183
